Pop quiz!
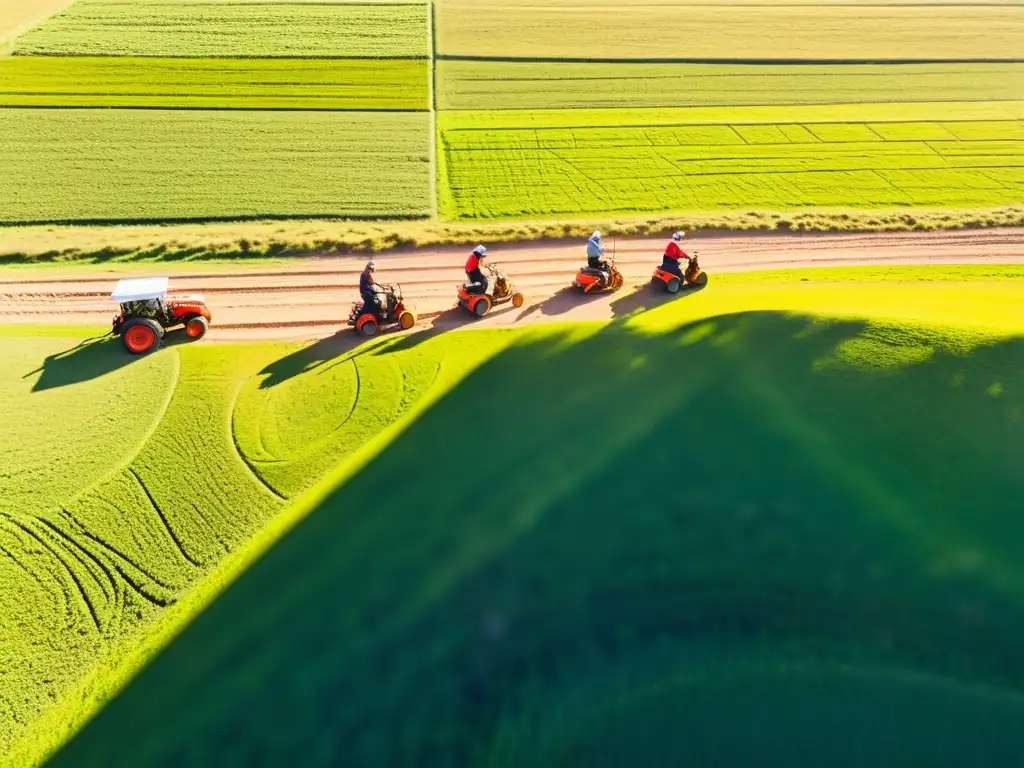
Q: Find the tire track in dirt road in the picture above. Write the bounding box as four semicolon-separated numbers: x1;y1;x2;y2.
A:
2;229;1022;341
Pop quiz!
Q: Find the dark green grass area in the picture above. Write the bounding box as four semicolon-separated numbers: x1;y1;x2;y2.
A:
53;312;1024;766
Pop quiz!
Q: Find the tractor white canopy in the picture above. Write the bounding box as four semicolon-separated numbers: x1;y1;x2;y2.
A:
111;277;169;303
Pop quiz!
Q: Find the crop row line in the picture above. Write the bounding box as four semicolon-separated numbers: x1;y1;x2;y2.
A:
436;54;1024;66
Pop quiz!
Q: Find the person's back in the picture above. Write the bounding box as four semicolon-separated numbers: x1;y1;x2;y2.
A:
661;232;687;276
586;232;604;262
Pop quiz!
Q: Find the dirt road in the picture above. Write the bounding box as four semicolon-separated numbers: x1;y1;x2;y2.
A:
2;229;1022;340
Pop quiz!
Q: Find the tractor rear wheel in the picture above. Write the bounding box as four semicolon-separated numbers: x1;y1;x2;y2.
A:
359;317;379;337
122;318;162;355
666;277;681;294
398;310;416;330
185;316;209;340
473;296;492;317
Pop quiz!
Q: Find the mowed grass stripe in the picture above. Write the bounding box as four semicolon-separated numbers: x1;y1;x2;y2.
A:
437;0;1024;61
438;61;1024;111
13;2;430;58
0;58;429;110
0;109;432;224
439;115;1024;218
441;101;1024;130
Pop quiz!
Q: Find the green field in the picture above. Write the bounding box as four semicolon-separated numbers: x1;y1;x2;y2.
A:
0;109;431;223
28;271;1024;767
0;57;429;110
13;0;430;58
436;0;1024;60
438;61;1024;111
439;104;1024;219
0;323;509;765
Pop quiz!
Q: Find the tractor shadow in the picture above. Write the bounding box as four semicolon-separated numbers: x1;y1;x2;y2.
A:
26;331;193;392
610;277;708;320
257;330;371;389
516;286;605;322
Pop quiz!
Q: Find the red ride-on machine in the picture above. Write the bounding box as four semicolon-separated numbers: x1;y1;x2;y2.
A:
457;263;525;317
652;252;708;294
111;277;212;355
348;283;416;337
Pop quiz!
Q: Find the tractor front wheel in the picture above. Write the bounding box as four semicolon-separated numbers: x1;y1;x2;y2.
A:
511;292;525;309
185;316;209;340
122;318;162;355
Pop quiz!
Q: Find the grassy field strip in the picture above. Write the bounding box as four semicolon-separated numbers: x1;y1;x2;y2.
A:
436;0;1024;60
13;1;430;58
43;275;1024;766
440;116;1024;218
437;61;1024;111
0;109;432;224
0;58;429;110
440;101;1024;130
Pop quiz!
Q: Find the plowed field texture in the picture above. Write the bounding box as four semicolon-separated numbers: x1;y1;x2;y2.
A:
431;0;1024;222
0;0;432;224
2;0;1024;226
6;267;1018;768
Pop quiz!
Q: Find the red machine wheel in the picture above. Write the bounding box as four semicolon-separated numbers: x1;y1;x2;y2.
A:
185;316;209;340
511;292;525;308
398;310;416;330
665;277;681;294
473;296;492;317
358;316;379;337
122;319;162;355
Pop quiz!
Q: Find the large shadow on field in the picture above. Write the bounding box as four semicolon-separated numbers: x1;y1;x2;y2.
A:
26;333;193;391
53;312;1024;767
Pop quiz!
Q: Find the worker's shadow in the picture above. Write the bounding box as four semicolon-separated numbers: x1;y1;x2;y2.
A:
610;275;709;321
257;331;369;388
516;287;605;322
26;332;191;392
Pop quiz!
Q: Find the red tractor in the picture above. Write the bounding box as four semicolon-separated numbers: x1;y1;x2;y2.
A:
111;277;212;355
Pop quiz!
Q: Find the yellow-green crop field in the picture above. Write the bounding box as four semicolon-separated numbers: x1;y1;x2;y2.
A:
439;103;1024;219
437;62;1024;112
0;58;429;110
436;0;1024;60
2;0;1023;228
0;109;431;223
0;0;433;223
13;0;430;57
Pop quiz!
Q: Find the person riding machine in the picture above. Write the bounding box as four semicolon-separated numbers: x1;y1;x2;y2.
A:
349;260;416;336
458;245;525;317
573;231;623;293
652;232;705;293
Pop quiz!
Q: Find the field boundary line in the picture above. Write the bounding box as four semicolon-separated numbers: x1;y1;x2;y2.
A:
437;54;1024;66
428;0;439;218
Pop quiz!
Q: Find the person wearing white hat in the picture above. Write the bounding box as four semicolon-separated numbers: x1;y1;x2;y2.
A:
465;245;489;295
660;231;689;279
586;230;611;286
